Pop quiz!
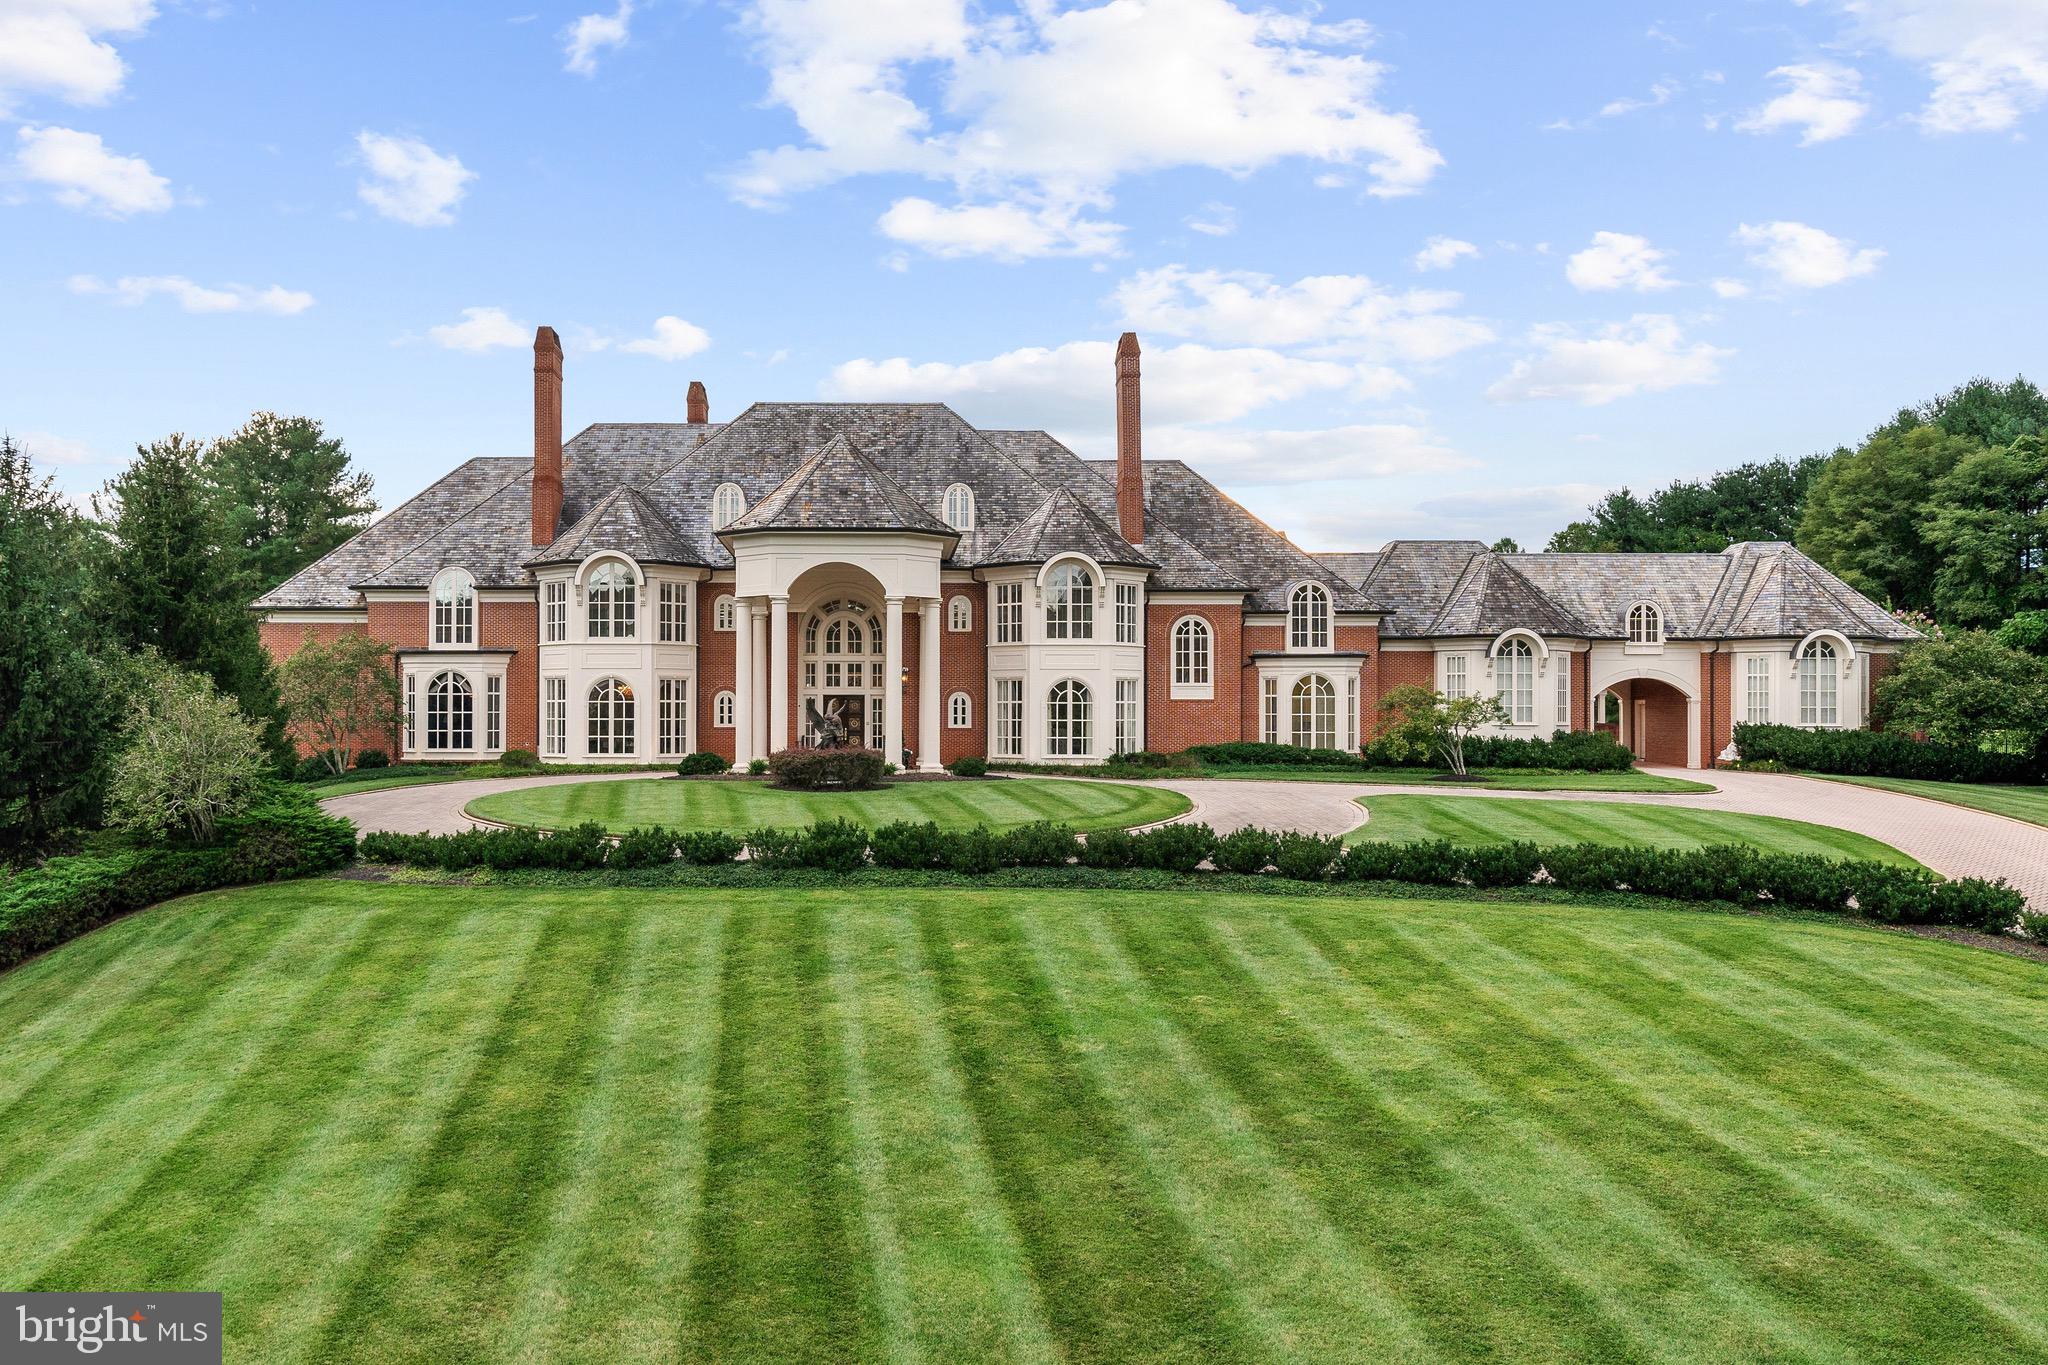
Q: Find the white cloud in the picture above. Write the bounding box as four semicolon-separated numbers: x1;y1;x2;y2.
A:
1566;231;1677;292
1185;201;1236;237
68;273;314;314
1734;220;1883;288
1414;482;1609;522
15;429;100;466
0;0;155;114
616;315;712;360
12;124;169;215
1152;423;1473;484
1736;62;1869;144
1411;235;1477;272
427;306;529;352
354;131;475;227
1815;0;2048;133
563;0;632;76
1710;277;1752;299
1112;264;1494;362
1487;314;1730;405
730;0;1441;260
877;196;1122;260
1599;78;1680;118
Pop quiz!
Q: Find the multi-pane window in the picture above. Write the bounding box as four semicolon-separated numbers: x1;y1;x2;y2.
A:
712;483;746;530
1496;638;1535;725
543;580;567;643
1261;676;1280;745
1114;583;1140;644
659;581;688;642
1555;657;1570;730
426;671;473;750
1289;583;1331;651
1114;678;1139;755
1046;679;1091;757
715;595;735;631
994;679;1023;757
1799;641;1838;726
994;583;1023;643
431;569;474;646
1291;674;1336;750
714;690;735;728
543;677;566;756
948;691;971;728
1172;616;1212;690
587;564;636;639
405;674;418;752
1746;656;1771;724
1627;603;1662;645
943;483;975;531
1045;564;1093;640
948;595;971;632
1443;653;1467;699
1346;676;1359;751
659;677;688;755
587;678;635;755
486;675;502;751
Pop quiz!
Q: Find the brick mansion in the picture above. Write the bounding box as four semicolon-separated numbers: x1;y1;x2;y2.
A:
254;328;1916;770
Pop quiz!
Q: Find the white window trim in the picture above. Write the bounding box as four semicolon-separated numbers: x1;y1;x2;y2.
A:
542;676;567;757
1114;581;1141;645
992;677;1023;757
1625;601;1665;653
947;594;972;633
714;594;736;631
1287;581;1332;652
1042;559;1098;642
542;579;568;644
943;483;976;531
1170;614;1214;699
992;581;1024;644
947;690;972;729
712;483;746;531
713;689;735;728
1442;653;1468;700
430;567;476;648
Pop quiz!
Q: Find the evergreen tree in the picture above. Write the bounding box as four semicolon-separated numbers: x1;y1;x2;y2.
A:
202;411;375;593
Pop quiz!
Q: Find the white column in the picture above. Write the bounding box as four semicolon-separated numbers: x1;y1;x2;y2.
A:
769;594;790;756
919;597;942;771
884;595;905;766
751;603;768;759
730;599;753;772
1686;696;1702;769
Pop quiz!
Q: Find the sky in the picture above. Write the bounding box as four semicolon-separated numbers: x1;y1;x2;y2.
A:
3;0;2045;552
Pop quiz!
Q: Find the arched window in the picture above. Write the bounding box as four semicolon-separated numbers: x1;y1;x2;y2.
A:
1495;638;1535;725
1798;639;1839;726
714;689;735;728
1047;679;1091;756
948;595;972;632
948;691;972;728
1172;616;1212;692
587;563;637;639
1288;582;1331;651
1045;562;1094;640
715;595;735;631
587;677;636;755
1627;602;1662;646
1291;675;1337;750
711;483;746;531
431;568;474;646
425;671;473;750
943;483;975;531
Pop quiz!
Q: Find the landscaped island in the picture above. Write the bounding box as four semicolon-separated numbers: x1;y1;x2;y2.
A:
0;880;2039;1362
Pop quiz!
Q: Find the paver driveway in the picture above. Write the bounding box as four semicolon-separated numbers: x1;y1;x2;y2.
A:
324;767;2048;907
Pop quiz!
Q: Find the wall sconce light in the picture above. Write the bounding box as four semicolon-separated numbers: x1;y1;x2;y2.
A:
899;666;911;685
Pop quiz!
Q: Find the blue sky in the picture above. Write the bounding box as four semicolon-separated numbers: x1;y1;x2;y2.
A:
4;0;2044;550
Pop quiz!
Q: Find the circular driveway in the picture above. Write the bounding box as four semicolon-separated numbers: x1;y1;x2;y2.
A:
324;766;2048;908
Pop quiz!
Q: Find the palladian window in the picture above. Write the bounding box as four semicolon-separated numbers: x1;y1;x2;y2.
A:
1045;563;1094;640
587;563;636;639
1288;582;1331;651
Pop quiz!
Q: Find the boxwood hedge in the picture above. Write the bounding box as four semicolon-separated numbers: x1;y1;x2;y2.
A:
1734;723;2041;784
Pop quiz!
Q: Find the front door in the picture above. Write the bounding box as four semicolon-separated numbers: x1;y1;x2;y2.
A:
1631;698;1649;760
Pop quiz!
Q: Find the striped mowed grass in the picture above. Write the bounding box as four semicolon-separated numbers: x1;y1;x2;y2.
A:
1348;794;1918;864
466;775;1189;835
1;881;2043;1362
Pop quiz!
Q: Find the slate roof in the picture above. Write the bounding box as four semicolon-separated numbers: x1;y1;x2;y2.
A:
529;486;697;568
1357;541;1489;635
977;486;1156;569
1431;555;1589;637
723;434;955;537
1312;551;1380;587
1699;542;1919;641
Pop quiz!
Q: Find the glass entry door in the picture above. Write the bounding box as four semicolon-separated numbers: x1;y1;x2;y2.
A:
800;599;885;750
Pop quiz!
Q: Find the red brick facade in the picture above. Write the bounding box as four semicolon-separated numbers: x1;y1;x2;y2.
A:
1145;602;1243;751
696;584;738;762
938;586;986;764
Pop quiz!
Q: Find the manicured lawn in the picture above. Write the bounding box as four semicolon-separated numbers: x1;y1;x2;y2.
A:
1347;794;1917;865
1204;766;1716;793
467;776;1191;835
1813;773;2048;828
2;880;2041;1363
308;762;671;797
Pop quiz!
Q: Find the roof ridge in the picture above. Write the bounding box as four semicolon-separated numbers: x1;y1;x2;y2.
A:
345;458;533;590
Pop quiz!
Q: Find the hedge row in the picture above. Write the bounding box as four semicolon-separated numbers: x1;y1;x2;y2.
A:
1733;723;2042;785
1186;731;1634;773
357;817;2028;933
0;788;357;972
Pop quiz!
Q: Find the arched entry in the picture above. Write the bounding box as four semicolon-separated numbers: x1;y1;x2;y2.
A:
799;598;886;749
1593;677;1695;767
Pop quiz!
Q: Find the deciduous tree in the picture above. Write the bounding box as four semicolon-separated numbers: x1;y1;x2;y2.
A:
1376;684;1512;777
1875;632;2048;753
108;657;269;844
278;632;403;775
1797;425;1974;612
1922;435;2048;627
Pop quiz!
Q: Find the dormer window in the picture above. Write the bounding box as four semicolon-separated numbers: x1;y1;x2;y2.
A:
712;482;746;531
1627;602;1663;646
587;562;637;639
943;483;975;531
1288;582;1331;651
431;568;475;646
1045;562;1095;640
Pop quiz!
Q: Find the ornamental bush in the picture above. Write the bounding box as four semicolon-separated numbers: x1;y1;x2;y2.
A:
1132;822;1216;873
800;818;873;872
1272;831;1343;881
1212;827;1278;875
744;826;808;868
767;747;885;790
353;749;390;770
498;748;540;771
999;821;1079;867
1462;841;1545;889
870;820;948;869
1733;723;2039;784
942;826;1001;874
1077;826;1138;869
676;752;728;777
675;830;743;865
947;755;990;778
608;825;677;870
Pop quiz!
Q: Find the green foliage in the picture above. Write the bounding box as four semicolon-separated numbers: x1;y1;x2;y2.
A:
870;820;948;869
997;821;1078;867
1923;436;2048;626
1995;610;2048;656
1870;374;2048;448
1874;632;2048;752
766;747;887;790
1103;749;1200;773
497;748;540;770
676;752;728;776
1077;826;1138;869
941;825;1001;874
675;830;743;864
1799;425;1975;612
1547;456;1831;553
607;825;678;869
1271;831;1343;881
742;826;807;868
1131;822;1216;873
1377;685;1514;776
353;748;390;770
202;412;376;594
1734;722;2039;784
947;755;989;777
799;817;873;871
276;630;402;775
1184;741;1360;767
1212;827;1278;875
748;758;769;776
109;658;271;844
0;436;123;847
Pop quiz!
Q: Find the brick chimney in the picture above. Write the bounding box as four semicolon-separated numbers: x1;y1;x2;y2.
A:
686;380;709;425
1114;331;1144;544
531;325;563;547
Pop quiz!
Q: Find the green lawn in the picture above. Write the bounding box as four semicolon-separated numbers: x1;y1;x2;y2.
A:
1812;773;2048;828
2;880;2042;1363
1348;795;1917;864
467;776;1191;835
1202;766;1716;793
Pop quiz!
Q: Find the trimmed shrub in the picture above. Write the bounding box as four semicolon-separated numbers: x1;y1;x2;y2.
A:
1763;854;1856;911
498;748;541;771
1272;831;1343;881
608;825;677;869
947;755;990;778
744;827;807;868
353;749;390;770
1733;723;2040;785
800;818;872;872
675;830;743;865
1077;826;1138;869
676;752;727;777
942;826;1001;875
748;758;769;776
767;748;883;790
870;820;947;869
999;821;1079;867
1926;877;2027;933
1462;841;1544;889
1133;822;1216;873
1363;729;1633;772
1104;749;1200;774
1212;827;1279;876
1187;742;1358;768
